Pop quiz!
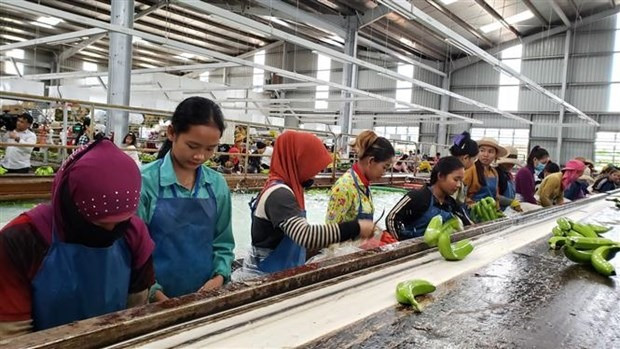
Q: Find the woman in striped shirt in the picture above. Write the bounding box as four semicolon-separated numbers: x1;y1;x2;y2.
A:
232;131;374;281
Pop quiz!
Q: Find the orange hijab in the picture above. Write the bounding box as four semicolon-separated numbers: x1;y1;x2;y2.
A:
265;131;332;209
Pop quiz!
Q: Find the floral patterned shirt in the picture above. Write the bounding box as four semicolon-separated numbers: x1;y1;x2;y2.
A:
326;170;374;224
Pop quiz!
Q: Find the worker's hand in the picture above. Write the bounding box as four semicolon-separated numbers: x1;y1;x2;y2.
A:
199;274;224;293
358;219;375;239
8;131;18;139
153;290;169;302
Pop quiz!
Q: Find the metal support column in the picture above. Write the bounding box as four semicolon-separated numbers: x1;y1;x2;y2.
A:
556;30;572;163
437;70;451;149
339;16;358;150
106;0;134;145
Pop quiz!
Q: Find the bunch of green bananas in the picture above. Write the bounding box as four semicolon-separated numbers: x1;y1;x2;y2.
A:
0;166;7;176
423;215;473;261
395;279;436;312
469;197;505;223
548;217;619;277
139;153;157;164
34;166;55;176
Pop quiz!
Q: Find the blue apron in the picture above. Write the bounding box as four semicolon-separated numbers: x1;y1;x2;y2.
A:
473;176;498;202
31;226;131;330
148;163;216;298
350;168;374;220
249;181;306;273
402;189;454;239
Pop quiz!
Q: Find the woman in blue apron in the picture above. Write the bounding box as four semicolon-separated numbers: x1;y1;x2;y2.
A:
496;146;522;211
326;130;395;224
231;131;375;282
138;97;235;301
386;157;469;240
0;140;155;337
463;137;507;206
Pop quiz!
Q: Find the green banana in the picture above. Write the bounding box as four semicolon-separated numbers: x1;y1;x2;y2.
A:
591;245;620;277
437;231;474;261
566;230;584;238
571;222;599;238
551;226;564;237
563;245;593;264
566;237;617;250
548;236;567;249
423;215;444;247
556;218;572;231
395;279;436;312
445;217;464;232
0;167;7;175
479;203;492;222
587;223;612;234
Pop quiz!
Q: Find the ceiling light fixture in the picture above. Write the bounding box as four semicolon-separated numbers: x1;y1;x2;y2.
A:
36;16;63;26
480;10;534;33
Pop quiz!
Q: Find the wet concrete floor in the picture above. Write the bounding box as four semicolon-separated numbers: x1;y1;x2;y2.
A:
302;229;620;348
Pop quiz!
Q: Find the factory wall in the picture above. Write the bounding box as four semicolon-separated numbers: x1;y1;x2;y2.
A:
449;15;620;165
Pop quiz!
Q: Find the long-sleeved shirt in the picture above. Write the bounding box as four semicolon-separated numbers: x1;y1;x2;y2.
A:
252;184;360;250
515;166;537;204
1;129;36;170
537;172;564;207
386;186;469;240
592;177;618;193
138;153;235;281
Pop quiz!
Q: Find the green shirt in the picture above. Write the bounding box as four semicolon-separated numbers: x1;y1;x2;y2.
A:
138;152;235;281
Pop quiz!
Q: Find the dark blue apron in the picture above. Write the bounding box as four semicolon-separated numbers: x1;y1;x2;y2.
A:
31;226;131;330
249;181;306;273
148;162;217;298
350;168;374;220
473;175;498;202
402;189;454;239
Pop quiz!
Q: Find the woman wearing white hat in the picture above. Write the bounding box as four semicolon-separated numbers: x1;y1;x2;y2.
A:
463;137;507;206
495;146;522;211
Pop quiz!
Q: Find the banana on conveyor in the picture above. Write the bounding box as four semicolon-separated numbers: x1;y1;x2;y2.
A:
548;217;620;277
395;279;436;312
34;166;55;176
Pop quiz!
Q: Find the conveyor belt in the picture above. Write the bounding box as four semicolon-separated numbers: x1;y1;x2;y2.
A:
109;199;618;348
3;194;617;349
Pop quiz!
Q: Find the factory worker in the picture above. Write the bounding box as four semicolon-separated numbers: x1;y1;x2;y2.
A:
537;159;585;207
448;132;478;206
515;145;549;206
326;130;395;224
462;137;507;205
385;156;470;240
232;131;374;281
495;146;522;211
139;97;234;301
0;139;155;337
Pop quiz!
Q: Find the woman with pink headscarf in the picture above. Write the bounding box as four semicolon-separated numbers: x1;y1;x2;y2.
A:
0;139;155;338
537;159;585;207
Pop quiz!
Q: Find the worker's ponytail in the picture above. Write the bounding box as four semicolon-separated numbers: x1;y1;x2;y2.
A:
157;97;226;159
353;130;395;162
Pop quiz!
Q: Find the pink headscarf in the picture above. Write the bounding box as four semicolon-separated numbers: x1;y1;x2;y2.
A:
26;139;153;268
562;159;585;189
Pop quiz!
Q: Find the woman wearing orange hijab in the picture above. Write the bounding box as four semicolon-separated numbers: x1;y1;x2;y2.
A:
232;131;374;281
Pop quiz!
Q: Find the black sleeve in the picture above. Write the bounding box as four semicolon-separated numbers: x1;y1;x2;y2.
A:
129;256;155;293
385;189;429;238
264;188;305;229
